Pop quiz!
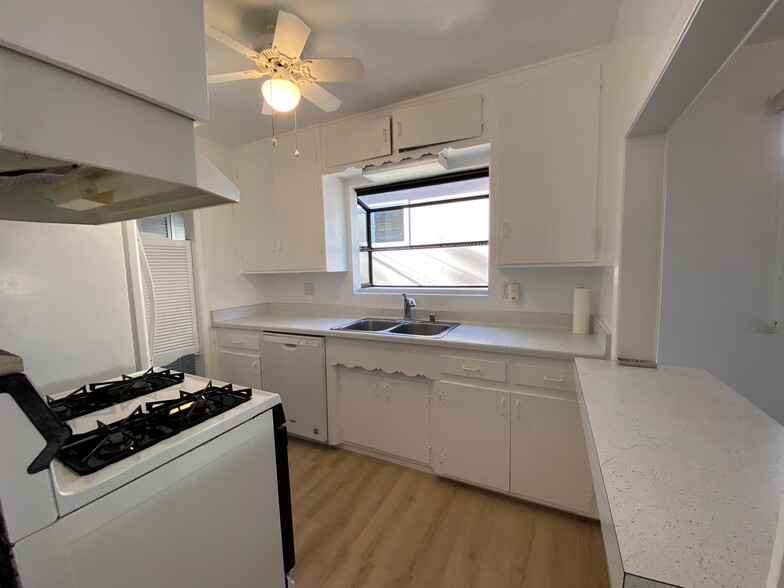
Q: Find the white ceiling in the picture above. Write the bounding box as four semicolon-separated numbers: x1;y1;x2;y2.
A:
746;0;784;45
198;0;622;147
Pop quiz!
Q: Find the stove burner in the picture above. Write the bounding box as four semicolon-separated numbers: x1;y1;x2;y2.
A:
99;435;135;456
56;381;252;476
46;368;184;421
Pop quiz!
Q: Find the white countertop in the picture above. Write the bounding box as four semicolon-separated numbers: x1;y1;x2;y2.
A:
576;358;784;588
212;313;606;360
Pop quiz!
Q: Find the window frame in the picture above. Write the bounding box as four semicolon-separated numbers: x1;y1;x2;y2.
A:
356;168;490;289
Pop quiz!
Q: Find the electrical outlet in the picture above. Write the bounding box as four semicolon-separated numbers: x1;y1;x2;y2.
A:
304;282;315;296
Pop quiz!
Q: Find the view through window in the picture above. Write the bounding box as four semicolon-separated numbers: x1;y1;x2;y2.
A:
356;169;489;288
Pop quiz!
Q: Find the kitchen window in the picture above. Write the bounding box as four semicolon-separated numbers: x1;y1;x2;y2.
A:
356;169;489;288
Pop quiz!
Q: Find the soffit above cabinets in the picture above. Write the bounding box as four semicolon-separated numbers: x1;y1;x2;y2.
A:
198;0;622;147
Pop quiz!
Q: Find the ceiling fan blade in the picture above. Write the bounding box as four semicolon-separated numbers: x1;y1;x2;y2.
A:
205;24;260;59
306;59;364;83
262;101;273;115
207;71;264;84
273;11;311;59
301;83;342;113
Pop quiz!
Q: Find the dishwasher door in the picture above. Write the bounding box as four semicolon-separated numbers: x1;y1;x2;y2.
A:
261;333;327;442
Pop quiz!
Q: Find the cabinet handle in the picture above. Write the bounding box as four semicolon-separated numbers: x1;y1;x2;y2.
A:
500;397;506;416
278;240;283;252
231;339;243;344
252;361;260;374
397;121;402;136
502;222;511;238
382;128;387;144
373;382;379;398
271;240;276;252
438;391;444;404
543;376;565;383
515;399;520;418
462;365;480;372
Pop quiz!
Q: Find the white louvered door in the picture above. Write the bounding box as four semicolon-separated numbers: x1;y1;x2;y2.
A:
138;231;200;366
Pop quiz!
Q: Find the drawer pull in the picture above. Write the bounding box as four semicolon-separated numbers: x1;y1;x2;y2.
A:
500;397;506;416
515;399;520;418
231;339;243;345
462;365;480;372
543;375;564;383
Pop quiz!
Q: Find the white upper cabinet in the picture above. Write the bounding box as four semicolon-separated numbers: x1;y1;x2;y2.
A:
272;130;327;272
234;142;277;273
233;127;347;273
493;60;601;265
322;116;392;168
392;94;484;151
320;92;486;172
0;0;209;120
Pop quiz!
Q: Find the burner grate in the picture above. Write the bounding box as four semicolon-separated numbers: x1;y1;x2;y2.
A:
46;367;184;421
56;381;252;476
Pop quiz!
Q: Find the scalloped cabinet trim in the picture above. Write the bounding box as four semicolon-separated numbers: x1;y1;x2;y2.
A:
326;338;441;380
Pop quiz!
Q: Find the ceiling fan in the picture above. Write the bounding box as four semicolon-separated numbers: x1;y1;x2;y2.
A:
206;11;364;115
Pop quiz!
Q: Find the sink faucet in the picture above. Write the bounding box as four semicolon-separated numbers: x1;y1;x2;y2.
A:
402;293;416;321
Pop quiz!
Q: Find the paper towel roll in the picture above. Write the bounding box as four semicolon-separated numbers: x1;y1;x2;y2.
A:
572;287;591;335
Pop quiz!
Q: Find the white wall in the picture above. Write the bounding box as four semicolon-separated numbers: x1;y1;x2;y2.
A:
658;40;784;423
597;0;701;346
264;265;603;315
0;221;137;393
193;137;266;377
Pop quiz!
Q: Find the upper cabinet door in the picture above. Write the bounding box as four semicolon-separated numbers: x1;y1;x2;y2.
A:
272;128;326;272
322;116;392;168
392;94;483;151
494;63;601;265
0;0;209;120
234;143;278;272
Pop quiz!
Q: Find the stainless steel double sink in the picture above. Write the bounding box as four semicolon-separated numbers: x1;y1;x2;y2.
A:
331;317;460;338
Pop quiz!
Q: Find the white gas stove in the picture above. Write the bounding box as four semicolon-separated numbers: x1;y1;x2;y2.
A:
0;359;295;588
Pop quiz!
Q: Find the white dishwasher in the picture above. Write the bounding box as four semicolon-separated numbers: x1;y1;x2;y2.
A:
261;332;328;442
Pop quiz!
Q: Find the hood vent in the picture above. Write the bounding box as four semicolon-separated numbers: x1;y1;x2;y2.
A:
0;47;238;225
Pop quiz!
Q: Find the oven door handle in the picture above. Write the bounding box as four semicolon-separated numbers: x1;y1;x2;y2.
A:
1;374;71;474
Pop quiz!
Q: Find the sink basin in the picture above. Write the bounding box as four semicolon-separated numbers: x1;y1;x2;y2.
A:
388;322;456;337
331;317;460;338
333;318;403;332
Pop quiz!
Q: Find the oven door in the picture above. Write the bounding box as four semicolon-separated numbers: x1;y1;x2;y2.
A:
14;409;286;588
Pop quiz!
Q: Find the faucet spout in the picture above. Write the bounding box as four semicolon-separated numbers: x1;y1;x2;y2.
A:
402;292;416;321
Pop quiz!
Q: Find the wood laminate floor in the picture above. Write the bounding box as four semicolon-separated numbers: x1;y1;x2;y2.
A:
287;438;611;588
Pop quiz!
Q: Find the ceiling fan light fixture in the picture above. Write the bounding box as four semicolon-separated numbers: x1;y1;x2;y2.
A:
261;78;301;112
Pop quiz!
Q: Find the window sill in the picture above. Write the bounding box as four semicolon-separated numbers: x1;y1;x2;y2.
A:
357;286;488;297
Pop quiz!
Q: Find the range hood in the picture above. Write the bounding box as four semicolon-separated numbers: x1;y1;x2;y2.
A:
0;47;238;225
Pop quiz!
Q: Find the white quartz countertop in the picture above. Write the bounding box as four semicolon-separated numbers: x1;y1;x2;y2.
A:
212;313;606;359
575;358;784;588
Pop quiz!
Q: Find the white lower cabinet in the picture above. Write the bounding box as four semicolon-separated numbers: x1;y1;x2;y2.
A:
339;369;383;450
510;391;596;516
215;328;262;389
434;381;510;492
217;349;261;390
339;368;431;465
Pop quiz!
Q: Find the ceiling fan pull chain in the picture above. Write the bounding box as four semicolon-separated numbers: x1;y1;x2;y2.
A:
294;110;300;158
270;108;277;146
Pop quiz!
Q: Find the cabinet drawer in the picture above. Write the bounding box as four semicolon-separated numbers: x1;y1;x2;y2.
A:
441;355;506;383
511;363;574;392
216;329;261;351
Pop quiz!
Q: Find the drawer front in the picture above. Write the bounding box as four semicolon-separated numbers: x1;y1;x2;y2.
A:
511;363;574;392
441;355;506;383
216;329;261;351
